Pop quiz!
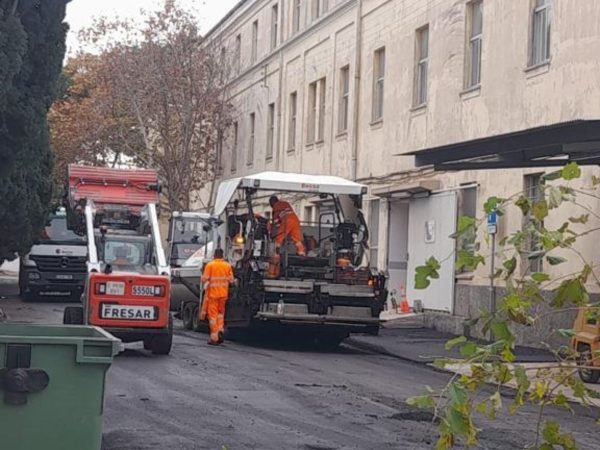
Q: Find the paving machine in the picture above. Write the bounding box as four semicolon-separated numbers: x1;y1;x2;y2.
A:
175;171;387;347
62;165;173;355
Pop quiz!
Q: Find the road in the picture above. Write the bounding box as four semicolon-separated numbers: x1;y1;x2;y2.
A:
1;278;599;450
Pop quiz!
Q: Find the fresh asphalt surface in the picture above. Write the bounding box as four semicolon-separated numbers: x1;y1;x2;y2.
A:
2;279;600;450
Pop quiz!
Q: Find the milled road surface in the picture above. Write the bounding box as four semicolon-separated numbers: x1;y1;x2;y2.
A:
1;277;599;450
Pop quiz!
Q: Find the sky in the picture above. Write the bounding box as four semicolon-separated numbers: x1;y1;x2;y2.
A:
65;0;240;54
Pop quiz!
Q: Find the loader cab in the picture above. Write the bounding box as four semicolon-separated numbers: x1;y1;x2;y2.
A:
167;213;214;267
96;232;154;273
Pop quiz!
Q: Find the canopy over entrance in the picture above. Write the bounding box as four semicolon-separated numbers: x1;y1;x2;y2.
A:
213;171;368;216
406;120;600;171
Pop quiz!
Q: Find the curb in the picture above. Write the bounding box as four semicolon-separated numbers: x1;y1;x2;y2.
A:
344;337;426;365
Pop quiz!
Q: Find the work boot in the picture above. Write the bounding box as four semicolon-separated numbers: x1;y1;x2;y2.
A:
207;340;221;346
217;331;225;344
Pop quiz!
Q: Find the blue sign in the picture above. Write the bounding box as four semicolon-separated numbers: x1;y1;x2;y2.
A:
487;211;498;234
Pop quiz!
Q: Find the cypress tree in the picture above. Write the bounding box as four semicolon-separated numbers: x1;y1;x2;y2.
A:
0;0;70;261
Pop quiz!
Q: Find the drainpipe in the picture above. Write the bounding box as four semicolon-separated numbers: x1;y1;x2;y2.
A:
350;0;363;181
276;2;285;171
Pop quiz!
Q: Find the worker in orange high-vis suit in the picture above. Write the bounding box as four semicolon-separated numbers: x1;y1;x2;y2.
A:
267;196;306;278
200;248;234;345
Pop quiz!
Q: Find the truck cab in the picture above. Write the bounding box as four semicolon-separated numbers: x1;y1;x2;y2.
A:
167;212;214;311
19;208;87;301
62;165;173;355
176;171;388;347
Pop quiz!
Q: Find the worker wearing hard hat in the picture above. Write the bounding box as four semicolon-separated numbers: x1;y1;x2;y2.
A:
200;248;234;345
267;196;306;278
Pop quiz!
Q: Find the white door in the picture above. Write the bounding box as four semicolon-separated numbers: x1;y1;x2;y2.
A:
387;201;409;308
406;191;457;312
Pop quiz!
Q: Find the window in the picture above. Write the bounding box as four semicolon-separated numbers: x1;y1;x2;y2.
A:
317;78;326;141
288;91;297;151
372;48;385;122
311;0;326;20
307;78;326;144
216;131;224;174
524;173;544;273
231;122;238;172
338;65;350;133
251;20;258;64
414;25;429;106
307;81;317;144
530;0;552;66
369;200;380;264
293;0;301;33
235;34;242;73
457;186;478;273
248;113;255;165
465;0;483;88
271;4;279;50
266;103;275;160
304;205;314;222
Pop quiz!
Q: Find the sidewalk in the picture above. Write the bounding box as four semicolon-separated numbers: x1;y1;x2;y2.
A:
348;317;555;364
347;316;600;407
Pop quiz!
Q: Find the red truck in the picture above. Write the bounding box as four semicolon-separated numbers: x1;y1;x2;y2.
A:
62;165;173;355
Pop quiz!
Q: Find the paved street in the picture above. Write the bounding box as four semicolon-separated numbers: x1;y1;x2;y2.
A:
1;278;600;450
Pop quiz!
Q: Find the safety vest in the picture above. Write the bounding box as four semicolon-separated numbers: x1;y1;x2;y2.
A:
202;258;234;299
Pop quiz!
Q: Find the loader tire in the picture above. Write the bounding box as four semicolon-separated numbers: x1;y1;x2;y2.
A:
151;315;173;356
63;306;84;325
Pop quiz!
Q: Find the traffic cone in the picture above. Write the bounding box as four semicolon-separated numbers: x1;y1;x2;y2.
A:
399;285;411;314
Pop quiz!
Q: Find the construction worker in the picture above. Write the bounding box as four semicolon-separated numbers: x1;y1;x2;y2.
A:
267;196;306;278
201;248;234;346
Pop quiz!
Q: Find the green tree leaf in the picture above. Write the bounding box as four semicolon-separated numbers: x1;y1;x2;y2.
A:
503;257;517;278
414;257;441;289
553;278;589;307
569;214;589;224
445;335;467;350
547;186;563;209
406;394;435;409
460;342;478;358
558;329;576;338
515;196;530;216
531;272;550;283
484;197;505;215
561;162;581;181
547;255;567;266
491;321;513;342
533;200;549;221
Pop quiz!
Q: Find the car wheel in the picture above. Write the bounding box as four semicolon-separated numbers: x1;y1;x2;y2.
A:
577;344;600;383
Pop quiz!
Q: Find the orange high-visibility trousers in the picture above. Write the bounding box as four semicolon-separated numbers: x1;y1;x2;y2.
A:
206;296;227;343
273;216;306;255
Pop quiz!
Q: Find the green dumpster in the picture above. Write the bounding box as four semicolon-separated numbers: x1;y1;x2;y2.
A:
0;323;121;450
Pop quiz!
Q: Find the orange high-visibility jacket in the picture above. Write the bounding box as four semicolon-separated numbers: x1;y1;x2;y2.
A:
272;201;300;232
201;258;234;299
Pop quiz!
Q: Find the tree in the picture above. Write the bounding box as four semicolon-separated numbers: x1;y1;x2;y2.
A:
409;162;600;449
0;0;70;262
49;53;142;190
55;0;233;212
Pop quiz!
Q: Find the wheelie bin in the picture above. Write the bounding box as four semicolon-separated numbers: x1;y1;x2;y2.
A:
0;323;121;450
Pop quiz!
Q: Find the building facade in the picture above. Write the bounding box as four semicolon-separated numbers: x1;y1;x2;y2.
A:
206;0;600;344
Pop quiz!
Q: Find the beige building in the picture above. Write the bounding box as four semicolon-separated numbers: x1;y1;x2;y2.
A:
206;0;600;343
